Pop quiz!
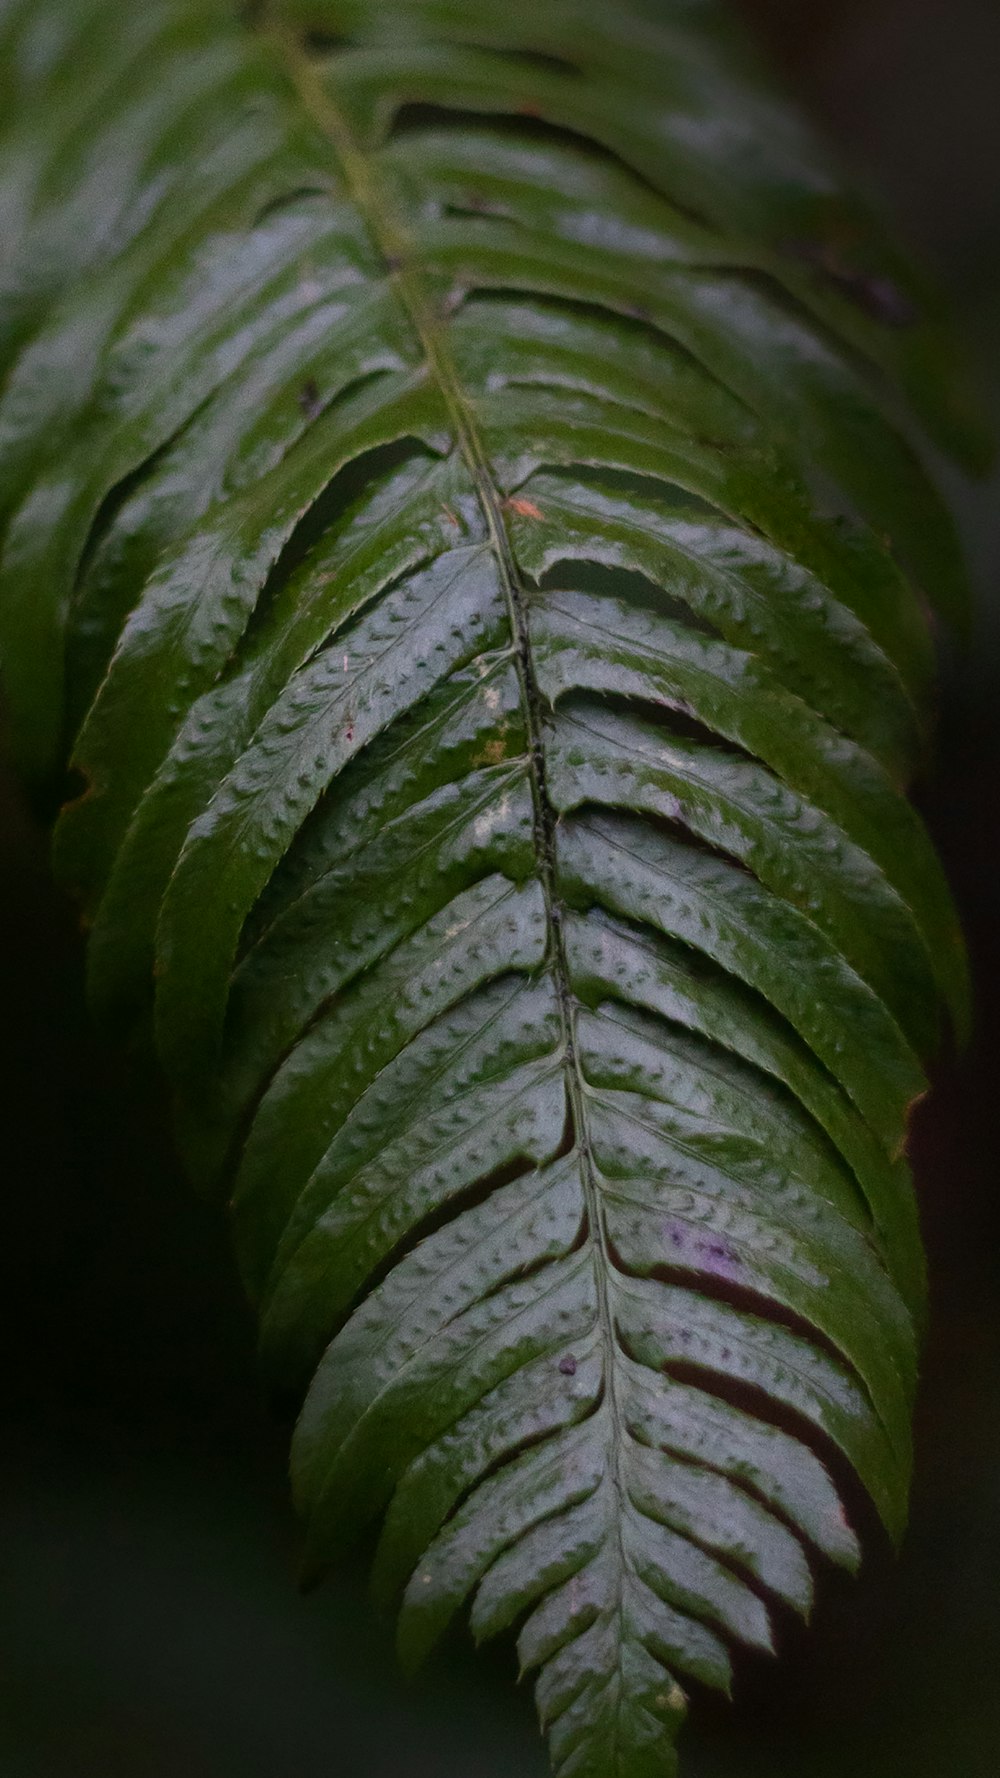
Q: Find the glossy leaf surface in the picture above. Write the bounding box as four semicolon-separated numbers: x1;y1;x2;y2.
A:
0;2;976;1773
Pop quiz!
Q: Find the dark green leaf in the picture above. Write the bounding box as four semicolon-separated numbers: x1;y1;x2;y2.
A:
0;3;979;1773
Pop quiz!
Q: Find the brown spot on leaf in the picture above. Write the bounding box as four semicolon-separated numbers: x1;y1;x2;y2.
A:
505;496;545;520
780;237;918;327
298;378;323;419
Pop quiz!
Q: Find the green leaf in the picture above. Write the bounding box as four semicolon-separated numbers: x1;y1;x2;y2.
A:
0;2;980;1773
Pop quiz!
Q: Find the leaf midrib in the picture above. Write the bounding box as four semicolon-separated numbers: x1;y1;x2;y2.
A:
263;10;634;1655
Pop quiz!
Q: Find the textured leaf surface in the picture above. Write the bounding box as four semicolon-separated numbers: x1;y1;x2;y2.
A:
0;1;977;1773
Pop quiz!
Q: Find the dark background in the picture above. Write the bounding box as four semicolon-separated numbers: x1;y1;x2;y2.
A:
2;3;999;1774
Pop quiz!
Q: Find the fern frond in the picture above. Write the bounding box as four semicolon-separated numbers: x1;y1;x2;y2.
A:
0;2;978;1772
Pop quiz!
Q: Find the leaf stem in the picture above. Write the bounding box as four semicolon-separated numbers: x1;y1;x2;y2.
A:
262;8;630;1599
